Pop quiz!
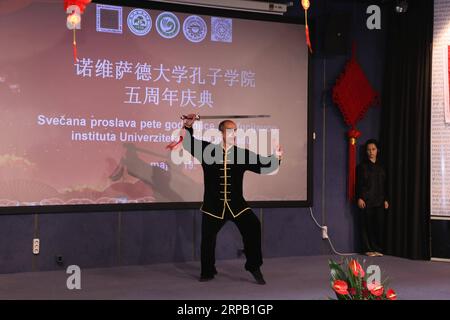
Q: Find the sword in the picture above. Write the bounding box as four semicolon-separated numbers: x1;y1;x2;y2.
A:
180;114;271;120
167;114;271;151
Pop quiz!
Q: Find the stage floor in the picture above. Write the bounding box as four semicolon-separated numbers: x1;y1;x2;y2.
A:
0;255;449;300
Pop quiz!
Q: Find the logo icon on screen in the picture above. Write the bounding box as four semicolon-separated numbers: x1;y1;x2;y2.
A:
127;9;152;36
96;4;123;34
211;17;232;43
156;12;180;39
183;15;207;43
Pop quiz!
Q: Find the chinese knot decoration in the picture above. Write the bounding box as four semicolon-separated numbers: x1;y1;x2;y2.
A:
301;0;313;53
64;0;91;62
332;43;378;200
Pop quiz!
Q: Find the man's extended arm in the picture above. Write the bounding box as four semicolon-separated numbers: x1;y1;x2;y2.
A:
182;124;209;163
245;149;281;174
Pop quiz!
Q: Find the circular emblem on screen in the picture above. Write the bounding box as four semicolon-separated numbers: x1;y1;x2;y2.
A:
156;12;180;39
183;15;207;43
127;9;152;36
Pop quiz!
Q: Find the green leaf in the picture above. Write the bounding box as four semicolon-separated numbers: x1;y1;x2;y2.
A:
329;259;347;281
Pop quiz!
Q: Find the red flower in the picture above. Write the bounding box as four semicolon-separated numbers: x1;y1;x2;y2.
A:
349;259;365;277
349;287;357;295
362;289;369;298
386;289;397;300
367;282;384;297
333;280;349;295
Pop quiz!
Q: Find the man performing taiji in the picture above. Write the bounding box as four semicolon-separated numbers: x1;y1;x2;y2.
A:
181;113;283;285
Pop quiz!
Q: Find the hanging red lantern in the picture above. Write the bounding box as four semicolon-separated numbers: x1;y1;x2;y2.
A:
64;0;91;62
64;0;91;14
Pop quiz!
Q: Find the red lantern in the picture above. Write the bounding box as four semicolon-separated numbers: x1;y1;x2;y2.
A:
64;0;91;14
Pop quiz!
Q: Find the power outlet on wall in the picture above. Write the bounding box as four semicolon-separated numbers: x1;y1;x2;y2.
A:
33;238;40;255
322;226;329;240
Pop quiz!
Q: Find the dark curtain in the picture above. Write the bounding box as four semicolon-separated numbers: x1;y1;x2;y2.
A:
380;0;432;259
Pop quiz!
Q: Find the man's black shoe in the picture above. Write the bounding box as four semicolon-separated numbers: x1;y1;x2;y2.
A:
199;274;215;282
199;267;218;281
249;269;266;285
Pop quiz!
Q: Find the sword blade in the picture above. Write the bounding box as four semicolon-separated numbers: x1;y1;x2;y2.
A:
181;114;271;120
201;115;271;119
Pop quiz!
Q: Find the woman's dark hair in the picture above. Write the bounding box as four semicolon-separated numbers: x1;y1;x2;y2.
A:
364;138;379;150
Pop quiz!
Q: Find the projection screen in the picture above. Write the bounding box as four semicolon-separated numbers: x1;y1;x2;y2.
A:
0;0;311;213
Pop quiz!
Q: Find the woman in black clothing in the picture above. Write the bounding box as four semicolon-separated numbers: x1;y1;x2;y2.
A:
356;139;389;257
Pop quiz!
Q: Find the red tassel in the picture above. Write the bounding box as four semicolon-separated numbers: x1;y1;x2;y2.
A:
301;1;313;54
166;136;184;150
348;139;356;200
347;128;361;201
166;127;186;150
73;29;77;62
73;42;77;62
305;25;313;53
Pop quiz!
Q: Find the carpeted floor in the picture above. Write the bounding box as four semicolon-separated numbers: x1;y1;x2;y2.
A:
0;255;449;300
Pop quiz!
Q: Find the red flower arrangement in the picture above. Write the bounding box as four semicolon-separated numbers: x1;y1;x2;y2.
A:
329;258;397;300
